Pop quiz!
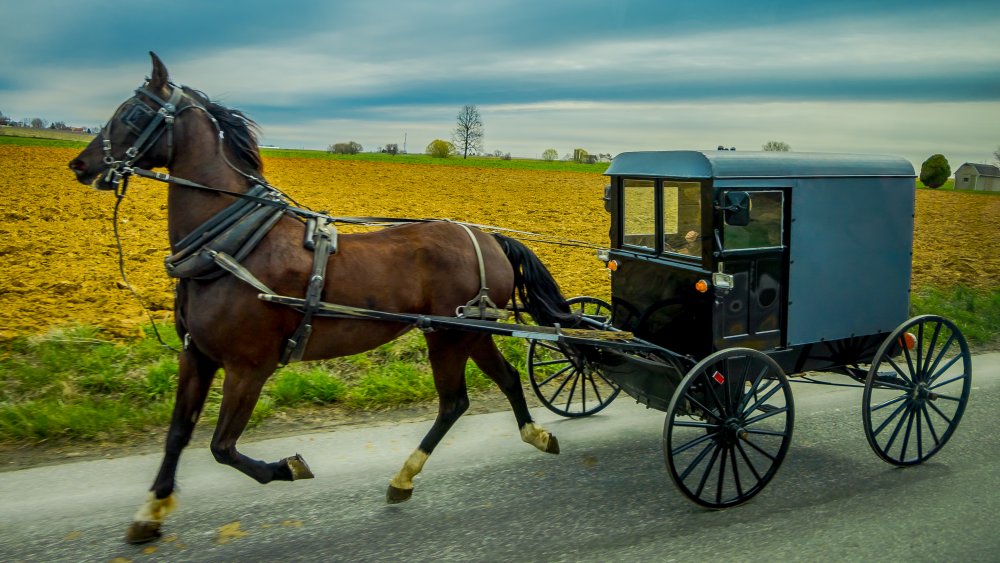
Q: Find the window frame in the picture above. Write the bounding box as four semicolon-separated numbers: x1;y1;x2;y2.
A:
616;177;708;263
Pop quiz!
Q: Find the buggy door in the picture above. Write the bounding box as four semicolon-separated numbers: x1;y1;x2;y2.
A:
713;189;787;352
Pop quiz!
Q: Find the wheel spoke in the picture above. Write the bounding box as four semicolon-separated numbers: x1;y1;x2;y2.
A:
702;369;727;416
735;441;763;481
538;364;573;388
695;445;722;499
585;373;604;406
928;354;963;386
563;370;581;412
885;356;915;386
930;373;968;390
683;392;724;423
745;428;788;438
899;408;916;461
672;428;721;456
901;334;918;383
920;404;941;446
741;434;778;462
920;321;943;379
882;403;914;453
545;367;576;404
678;441;716;482
533;358;571;367
872;399;909;438
743;405;789;426
924;332;957;382
673;419;717;429
729;447;744;499
715;445;728;504
739;366;770;413
872;393;907;412
926;400;955;427
742;381;783;417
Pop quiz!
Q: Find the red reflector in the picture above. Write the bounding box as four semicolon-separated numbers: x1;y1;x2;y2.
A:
712;371;725;384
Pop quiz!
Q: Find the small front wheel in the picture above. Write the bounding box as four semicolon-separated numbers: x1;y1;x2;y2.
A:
527;296;620;417
664;348;794;509
863;315;971;466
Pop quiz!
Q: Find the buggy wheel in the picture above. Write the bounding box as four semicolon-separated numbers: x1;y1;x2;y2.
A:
664;348;793;509
527;296;621;417
863;315;971;466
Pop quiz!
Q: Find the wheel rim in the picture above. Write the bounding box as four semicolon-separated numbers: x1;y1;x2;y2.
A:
527;297;621;417
664;349;793;509
863;315;971;466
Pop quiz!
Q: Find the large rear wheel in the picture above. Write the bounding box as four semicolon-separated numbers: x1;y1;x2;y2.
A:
863;315;971;466
527;296;621;417
664;348;793;509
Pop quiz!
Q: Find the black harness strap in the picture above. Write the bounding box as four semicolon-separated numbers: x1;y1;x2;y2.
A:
281;216;336;364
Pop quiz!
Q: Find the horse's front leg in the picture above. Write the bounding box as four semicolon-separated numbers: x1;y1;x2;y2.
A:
209;364;315;484
126;346;218;544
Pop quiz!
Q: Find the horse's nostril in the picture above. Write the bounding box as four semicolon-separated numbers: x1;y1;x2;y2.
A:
69;159;87;173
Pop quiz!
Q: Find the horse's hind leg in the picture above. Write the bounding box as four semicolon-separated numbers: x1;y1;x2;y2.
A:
209;363;315;484
387;331;472;503
126;346;217;544
471;336;559;455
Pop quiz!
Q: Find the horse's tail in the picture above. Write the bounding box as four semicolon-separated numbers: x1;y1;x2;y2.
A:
492;233;577;327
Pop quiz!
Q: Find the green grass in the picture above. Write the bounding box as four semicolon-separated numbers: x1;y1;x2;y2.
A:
911;286;1000;346
0;325;531;445
1;131;606;173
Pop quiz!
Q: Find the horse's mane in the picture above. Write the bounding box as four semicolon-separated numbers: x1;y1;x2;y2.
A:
182;86;263;174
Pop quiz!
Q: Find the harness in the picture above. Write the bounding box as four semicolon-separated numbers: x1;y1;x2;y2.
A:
101;83;505;364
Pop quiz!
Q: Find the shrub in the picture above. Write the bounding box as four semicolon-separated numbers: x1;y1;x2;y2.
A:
920;154;951;189
542;148;558;161
328;141;363;154
426;139;455;158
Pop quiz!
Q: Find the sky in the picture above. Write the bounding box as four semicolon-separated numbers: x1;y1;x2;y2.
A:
2;0;999;169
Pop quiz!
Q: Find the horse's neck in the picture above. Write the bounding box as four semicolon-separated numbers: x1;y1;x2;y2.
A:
165;133;258;250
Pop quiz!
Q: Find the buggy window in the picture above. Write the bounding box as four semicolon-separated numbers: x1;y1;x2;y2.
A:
723;191;784;250
622;179;655;250
662;182;702;257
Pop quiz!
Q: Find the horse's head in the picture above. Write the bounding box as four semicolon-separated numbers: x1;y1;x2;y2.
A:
69;52;182;191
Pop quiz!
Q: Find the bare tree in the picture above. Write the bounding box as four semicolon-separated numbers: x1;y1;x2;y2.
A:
762;140;791;152
453;105;484;159
993;146;1000;167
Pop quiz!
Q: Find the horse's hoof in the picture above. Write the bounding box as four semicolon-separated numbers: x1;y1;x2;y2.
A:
125;521;162;544
546;435;560;455
386;484;413;504
285;453;315;480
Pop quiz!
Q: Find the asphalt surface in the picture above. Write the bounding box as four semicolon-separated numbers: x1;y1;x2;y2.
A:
2;353;998;562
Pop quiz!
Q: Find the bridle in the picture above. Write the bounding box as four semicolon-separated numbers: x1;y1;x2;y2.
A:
99;84;185;196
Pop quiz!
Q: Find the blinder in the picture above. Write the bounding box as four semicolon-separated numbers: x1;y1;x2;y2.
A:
99;84;185;194
121;99;158;135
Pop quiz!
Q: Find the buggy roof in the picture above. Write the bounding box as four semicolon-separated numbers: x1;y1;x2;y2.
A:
604;150;915;180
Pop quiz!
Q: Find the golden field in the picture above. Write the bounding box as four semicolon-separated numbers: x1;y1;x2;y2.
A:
0;144;997;340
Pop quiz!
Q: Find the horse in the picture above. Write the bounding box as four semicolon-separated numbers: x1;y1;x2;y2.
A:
68;52;577;544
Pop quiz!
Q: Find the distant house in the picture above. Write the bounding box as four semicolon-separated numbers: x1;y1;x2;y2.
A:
955;163;1000;192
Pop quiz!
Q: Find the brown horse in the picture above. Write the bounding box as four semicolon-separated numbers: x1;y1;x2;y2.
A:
68;52;576;544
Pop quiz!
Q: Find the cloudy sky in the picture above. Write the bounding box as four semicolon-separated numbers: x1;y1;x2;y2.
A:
2;0;998;168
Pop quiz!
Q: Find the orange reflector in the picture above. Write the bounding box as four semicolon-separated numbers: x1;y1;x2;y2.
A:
900;332;917;350
695;279;709;293
607;260;620;272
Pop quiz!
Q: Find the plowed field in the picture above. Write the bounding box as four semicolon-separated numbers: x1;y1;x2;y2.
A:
1;144;997;340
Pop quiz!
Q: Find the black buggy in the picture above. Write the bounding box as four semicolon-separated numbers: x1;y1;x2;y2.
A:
524;150;972;508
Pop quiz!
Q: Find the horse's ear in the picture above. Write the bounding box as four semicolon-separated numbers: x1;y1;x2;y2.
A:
148;51;170;93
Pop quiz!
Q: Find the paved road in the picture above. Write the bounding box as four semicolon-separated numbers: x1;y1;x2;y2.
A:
2;353;999;562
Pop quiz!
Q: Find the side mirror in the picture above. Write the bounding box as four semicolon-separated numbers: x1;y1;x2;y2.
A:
723;191;751;226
